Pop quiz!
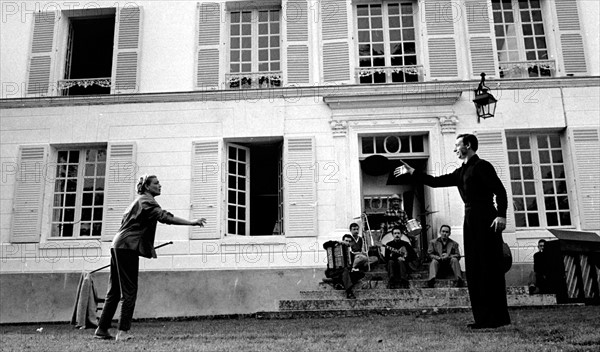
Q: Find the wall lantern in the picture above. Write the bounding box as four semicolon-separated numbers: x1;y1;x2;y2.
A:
473;72;497;122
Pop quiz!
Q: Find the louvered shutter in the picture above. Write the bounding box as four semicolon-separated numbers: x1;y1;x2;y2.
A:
196;2;221;89
112;6;142;93
569;128;600;230
321;0;351;83
285;0;310;84
102;143;137;241
26;12;56;96
475;131;515;232
424;0;458;79
284;137;317;237
554;0;587;75
465;0;497;78
10;146;48;243
190;141;222;239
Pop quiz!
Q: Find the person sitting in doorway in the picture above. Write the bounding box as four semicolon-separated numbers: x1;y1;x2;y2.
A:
427;225;464;288
529;239;552;294
384;227;417;289
343;223;378;272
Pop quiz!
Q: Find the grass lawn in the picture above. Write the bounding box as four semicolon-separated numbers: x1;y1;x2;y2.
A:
1;306;599;352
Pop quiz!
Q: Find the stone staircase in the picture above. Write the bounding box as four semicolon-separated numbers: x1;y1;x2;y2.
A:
271;264;559;319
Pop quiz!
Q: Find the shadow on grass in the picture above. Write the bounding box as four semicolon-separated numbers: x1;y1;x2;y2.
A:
1;306;599;352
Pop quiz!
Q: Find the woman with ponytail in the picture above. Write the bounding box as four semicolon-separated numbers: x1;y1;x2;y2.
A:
94;175;206;341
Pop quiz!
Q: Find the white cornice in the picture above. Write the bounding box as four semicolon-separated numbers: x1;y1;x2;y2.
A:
1;77;598;109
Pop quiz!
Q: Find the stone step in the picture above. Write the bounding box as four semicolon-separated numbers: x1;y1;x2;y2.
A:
263;303;583;320
309;286;531;299
320;278;463;290
279;291;556;311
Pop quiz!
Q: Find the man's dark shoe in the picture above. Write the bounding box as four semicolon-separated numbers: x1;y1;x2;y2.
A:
427;278;436;288
399;279;410;289
94;327;113;340
455;278;465;288
346;291;356;299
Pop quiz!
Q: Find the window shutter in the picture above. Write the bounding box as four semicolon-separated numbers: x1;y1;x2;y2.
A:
424;0;458;79
285;0;310;84
26;12;56;96
474;131;515;233
465;0;497;78
112;6;142;93
284;137;317;237
102;143;137;241
554;0;587;75
321;0;351;84
190;140;222;240
10;146;47;243
570;128;600;230
196;2;221;89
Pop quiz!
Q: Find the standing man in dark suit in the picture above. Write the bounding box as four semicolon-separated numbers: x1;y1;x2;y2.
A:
395;133;510;329
427;224;464;288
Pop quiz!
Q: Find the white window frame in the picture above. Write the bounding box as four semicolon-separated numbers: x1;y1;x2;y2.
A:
507;133;574;229
353;0;423;84
492;0;557;78
223;139;284;237
225;5;283;89
359;133;429;159
226;143;251;236
49;145;107;239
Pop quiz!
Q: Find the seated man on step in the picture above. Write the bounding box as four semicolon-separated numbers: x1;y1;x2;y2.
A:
384;227;417;289
427;225;464;288
344;223;378;272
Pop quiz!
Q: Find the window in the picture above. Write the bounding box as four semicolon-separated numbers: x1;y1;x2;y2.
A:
492;0;554;78
355;2;421;84
507;134;571;228
360;134;426;156
226;140;283;236
51;147;106;237
227;8;282;89
59;13;115;95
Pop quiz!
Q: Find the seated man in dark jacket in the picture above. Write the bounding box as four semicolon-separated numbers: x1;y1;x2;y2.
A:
427;225;464;288
384;227;417;289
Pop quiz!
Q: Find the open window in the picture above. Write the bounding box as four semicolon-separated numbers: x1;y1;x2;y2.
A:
226;139;283;236
60;14;115;95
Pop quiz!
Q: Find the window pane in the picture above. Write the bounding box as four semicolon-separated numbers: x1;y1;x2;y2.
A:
526;197;537;210
540;165;552;179
522;166;533;179
542;181;554;194
555;180;567;194
551;150;563;163
549;135;560;148
553;165;565;178
520;151;532;164
515;213;526;227
538;150;550;163
93;208;102;221
510;166;521;180
511;182;523;195
545;196;556;210
559;212;571;226
524;182;535;195
546;212;558;226
527;213;540;227
514;198;524;211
